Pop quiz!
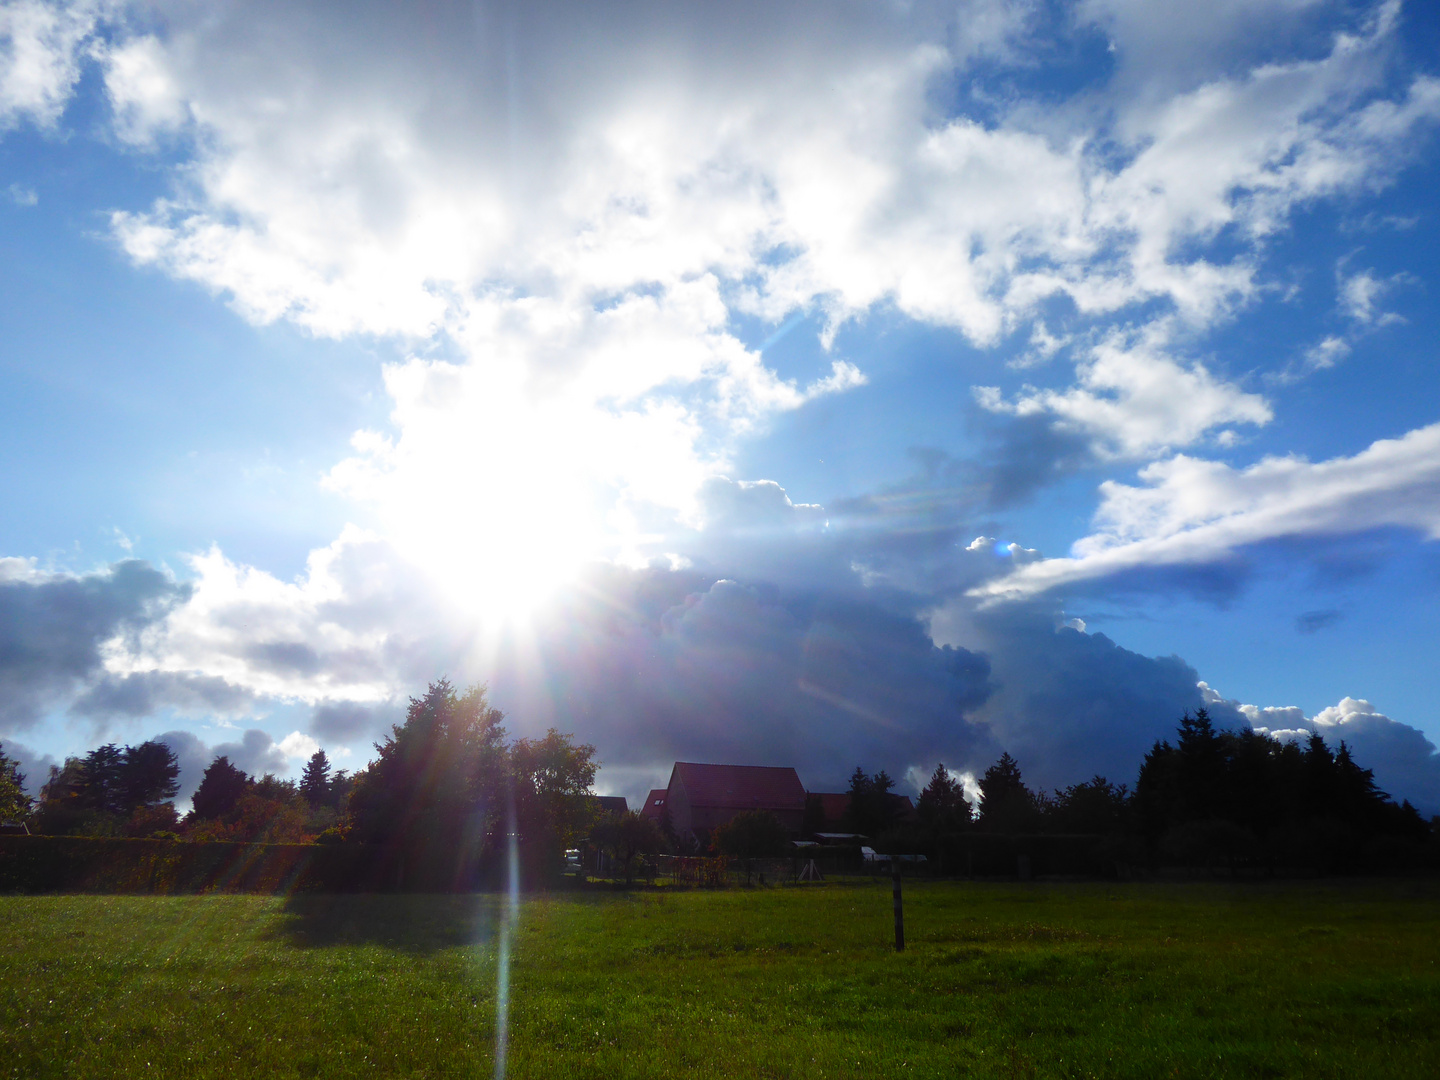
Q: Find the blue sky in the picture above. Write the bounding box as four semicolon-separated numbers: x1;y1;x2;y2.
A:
2;0;1439;811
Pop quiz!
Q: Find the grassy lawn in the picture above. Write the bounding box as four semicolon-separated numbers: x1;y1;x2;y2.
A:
4;879;1439;1079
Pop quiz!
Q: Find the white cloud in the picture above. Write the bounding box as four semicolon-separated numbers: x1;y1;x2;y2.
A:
81;0;1437;512
101;527;452;705
101;32;186;145
1303;334;1352;372
1338;265;1408;327
0;0;99;132
976;322;1272;458
975;420;1440;602
277;730;320;760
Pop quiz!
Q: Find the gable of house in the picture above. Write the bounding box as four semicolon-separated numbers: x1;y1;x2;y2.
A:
666;762;807;835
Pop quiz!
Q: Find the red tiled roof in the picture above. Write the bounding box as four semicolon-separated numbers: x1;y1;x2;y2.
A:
671;762;806;811
639;788;668;820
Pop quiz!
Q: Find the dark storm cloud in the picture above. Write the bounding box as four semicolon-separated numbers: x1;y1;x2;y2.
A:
0;560;189;732
492;565;996;795
955;607;1214;792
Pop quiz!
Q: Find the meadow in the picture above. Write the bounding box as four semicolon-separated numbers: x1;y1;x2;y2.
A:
4;879;1439;1079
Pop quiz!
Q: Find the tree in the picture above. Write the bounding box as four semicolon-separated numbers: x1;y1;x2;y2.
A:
346;679;508;886
591;810;666;884
0;744;31;822
299;750;332;808
74;744;127;816
1047;776;1128;835
31;741;179;834
191;756;251;821
328;769;355;810
917;763;970;835
509;727;599;867
801;791;826;835
976;753;1040;833
842;767;897;836
712;809;787;883
119;741;180;811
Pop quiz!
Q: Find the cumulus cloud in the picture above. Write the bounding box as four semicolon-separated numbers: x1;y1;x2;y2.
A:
276;730;319;760
0;557;191;732
0;0;100;132
49;0;1427;542
974;420;1440;602
927;606;1216;791
102;528;469;705
975;322;1272;459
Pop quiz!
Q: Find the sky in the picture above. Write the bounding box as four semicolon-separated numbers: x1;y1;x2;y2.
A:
2;0;1439;813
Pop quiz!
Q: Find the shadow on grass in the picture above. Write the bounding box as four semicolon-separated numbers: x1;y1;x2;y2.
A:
265;894;505;954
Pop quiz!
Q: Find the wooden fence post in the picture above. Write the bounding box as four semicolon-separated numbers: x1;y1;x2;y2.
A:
892;855;905;952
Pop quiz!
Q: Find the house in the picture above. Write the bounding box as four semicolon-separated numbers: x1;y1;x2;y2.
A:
638;788;668;822
587;795;629;815
662;761;807;838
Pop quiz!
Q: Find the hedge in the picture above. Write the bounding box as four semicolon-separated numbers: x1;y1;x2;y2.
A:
0;835;389;895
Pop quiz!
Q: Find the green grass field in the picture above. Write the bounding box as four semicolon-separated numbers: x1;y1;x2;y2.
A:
4;879;1439;1079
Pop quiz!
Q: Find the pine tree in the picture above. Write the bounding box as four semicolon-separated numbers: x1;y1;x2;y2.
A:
191;757;251;821
976;752;1039;833
299;749;332;808
120;741;180;811
917;763;970;833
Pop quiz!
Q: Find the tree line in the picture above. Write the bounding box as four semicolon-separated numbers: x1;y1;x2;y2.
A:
888;709;1431;872
0;679;598;887
4;695;1433;879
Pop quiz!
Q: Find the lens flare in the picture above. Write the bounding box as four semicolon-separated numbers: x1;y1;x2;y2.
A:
493;805;519;1079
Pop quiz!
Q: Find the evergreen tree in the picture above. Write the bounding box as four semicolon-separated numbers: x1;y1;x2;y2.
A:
346;679;508;862
299;749;332;808
119;741;180;811
1174;708;1225;822
916;763;970;834
842;766;897;836
191;756;251;821
328;769;354;810
976;752;1040;833
1047;776;1128;834
75;744;127;816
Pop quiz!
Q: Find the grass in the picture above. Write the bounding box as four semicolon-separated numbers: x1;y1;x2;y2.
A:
4;879;1440;1078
